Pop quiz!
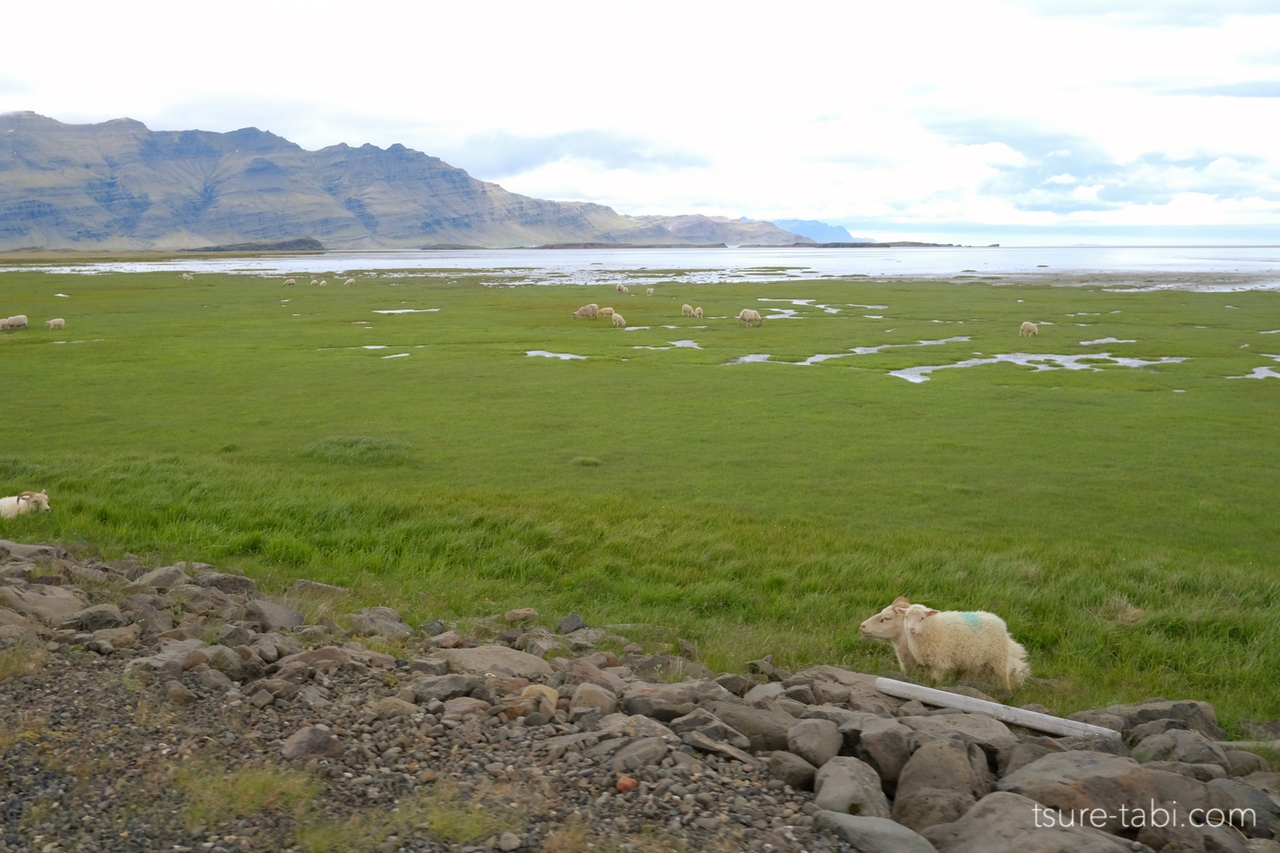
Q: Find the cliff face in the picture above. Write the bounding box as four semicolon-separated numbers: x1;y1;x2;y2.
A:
0;113;806;251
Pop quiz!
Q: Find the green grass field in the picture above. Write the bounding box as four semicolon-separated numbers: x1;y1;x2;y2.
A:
2;265;1278;725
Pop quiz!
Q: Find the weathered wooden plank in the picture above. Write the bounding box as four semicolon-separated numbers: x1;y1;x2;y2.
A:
874;677;1123;740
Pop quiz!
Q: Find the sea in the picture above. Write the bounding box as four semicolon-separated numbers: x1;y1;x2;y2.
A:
4;245;1280;290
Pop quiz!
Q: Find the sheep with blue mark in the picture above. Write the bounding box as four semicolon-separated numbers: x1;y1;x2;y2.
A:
901;602;1030;689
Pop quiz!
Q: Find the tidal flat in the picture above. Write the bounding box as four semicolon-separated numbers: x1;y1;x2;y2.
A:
1;265;1278;724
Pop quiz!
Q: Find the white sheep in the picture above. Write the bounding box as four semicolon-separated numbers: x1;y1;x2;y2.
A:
310;279;319;286
599;307;615;316
46;318;65;330
737;309;762;327
901;603;1030;689
694;307;703;319
572;304;599;319
344;278;355;286
612;313;626;328
283;278;296;287
859;596;919;671
0;490;50;519
319;279;328;287
646;288;654;296
180;273;193;281
616;283;630;293
682;304;695;317
6;315;28;329
0;319;8;330
1020;321;1038;337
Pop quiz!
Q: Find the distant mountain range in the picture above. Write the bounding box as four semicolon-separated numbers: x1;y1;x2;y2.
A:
0;113;815;252
770;219;872;244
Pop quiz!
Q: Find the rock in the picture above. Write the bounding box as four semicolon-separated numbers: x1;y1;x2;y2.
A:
558;657;628;693
496;831;522;852
411;674;481;703
813;812;936;853
244;600;303;633
194;571;257;596
442;697;491;717
556;613;587;634
898;714;1019;757
714;673;755;696
612;738;671;774
850;717;913;796
997;750;1158;835
596;713;676;739
570;682;617;717
1071;698;1226;740
768;751;818;791
346;606;412;640
707;701;798;753
0;584;89;625
197;667;234;693
0;540;69;562
1207;778;1280;838
0;606;39;640
1128;717;1189;743
787;718;843;769
504;607;538;623
802;705;862;726
923;791;1136;853
61;604;129;632
794;665;903;715
434;645;553;678
813;756;891;817
127;637;207;670
164;681;197;705
627;654;714;682
409;658;450;676
744;682;786;704
1134;730;1230;772
281;727;343;760
132;564;190;591
1240;772;1280;797
1227;751;1272;778
276;646;352;671
203;645;245;675
622;680;734;719
892;736;994;831
668;707;751;749
288;578;346;598
1141;760;1225;781
998;739;1065;778
680;731;757;766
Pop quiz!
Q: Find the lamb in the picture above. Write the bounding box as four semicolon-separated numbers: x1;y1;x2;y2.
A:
612;313;626;328
859;596;919;671
344;278;355;286
6;315;28;329
599;307;615;316
572;304;599;319
283;279;296;287
737;309;762;327
46;318;65;330
0;490;51;519
646;288;654;296
180;273;193;281
319;279;328;286
616;284;630;293
682;304;695;317
310;280;319;286
900;603;1030;689
1020;321;1038;337
694;307;703;319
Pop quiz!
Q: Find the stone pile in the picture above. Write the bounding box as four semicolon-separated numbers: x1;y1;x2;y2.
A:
2;537;1279;853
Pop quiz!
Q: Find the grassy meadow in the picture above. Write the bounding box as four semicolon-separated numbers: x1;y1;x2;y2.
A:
2;263;1278;725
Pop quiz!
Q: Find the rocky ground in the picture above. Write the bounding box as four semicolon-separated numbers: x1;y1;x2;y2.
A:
3;537;1280;853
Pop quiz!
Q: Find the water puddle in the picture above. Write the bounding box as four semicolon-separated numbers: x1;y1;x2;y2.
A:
761;308;802;320
757;298;844;314
362;345;387;350
724;336;970;366
1262;330;1280;335
725;354;772;364
373;308;440;314
890;353;1187;383
1227;354;1280;380
55;293;69;298
527;350;588;360
634;340;701;350
1080;337;1136;345
382;353;410;359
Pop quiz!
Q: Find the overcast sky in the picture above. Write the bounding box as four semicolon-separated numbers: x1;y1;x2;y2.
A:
3;0;1278;244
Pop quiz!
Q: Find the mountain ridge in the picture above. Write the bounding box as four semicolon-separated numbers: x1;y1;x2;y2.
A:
0;112;811;251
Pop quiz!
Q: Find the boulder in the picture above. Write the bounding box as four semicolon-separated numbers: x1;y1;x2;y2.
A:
1070;698;1226;740
281;727;343;760
768;751;818;790
346;606;412;640
626;653;714;682
1226;751;1272;778
852;717;914;796
0;584;89;625
411;674;481;704
556;613;587;634
194;571;258;596
792;665;903;715
923;791;1136;853
898;714;1018;758
443;697;490;717
558;657;627;693
435;645;553;679
787;718;843;769
707;701;798;753
997;750;1158;835
132;564;190;592
680;730;757;765
596;713;676;739
813;812;935;853
570;682;618;717
1133;729;1230;772
893;736;994;831
0;540;69;562
61;603;128;632
612;737;671;773
813;756;891;818
0;606;39;640
126;637;208;670
244;600;303;633
668;708;751;750
622;680;735;720
1207;778;1280;839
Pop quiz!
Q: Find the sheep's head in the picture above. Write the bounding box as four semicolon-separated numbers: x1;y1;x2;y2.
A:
903;604;940;636
19;490;50;512
859;596;911;638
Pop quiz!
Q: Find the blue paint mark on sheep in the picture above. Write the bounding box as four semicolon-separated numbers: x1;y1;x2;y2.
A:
959;612;983;629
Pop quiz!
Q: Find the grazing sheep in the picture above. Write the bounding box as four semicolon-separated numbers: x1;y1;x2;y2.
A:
45;318;65;330
319;279;328;286
6;315;28;329
344;278;355;286
646;288;654;296
1020;321;1038;337
0;490;50;519
180;273;193;281
616;283;630;294
682;304;695;317
737;309;762;327
612;313;626;328
310;280;319;286
859;597;919;671
599;307;615;316
0;320;8;330
572;304;599;319
694;307;703;319
901;603;1030;689
283;278;296;287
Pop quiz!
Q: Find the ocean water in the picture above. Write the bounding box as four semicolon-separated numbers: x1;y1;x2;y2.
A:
5;245;1280;289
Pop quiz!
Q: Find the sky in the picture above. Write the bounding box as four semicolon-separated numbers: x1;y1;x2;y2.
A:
2;0;1279;245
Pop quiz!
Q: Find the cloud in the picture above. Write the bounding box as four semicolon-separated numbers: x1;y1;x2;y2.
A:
443;130;710;180
1009;0;1280;26
1164;80;1280;97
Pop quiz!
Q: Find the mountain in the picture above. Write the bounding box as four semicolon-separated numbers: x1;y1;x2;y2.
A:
0;113;809;251
771;219;874;243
